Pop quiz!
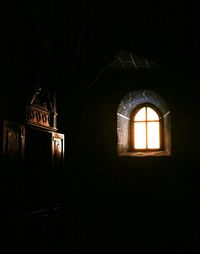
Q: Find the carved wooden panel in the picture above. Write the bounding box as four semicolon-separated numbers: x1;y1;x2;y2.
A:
52;132;64;166
26;106;52;128
26;87;57;131
3;120;25;162
26;106;57;130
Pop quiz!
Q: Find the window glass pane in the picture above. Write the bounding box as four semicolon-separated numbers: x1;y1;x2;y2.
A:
147;107;159;120
134;107;146;121
147;122;160;148
134;122;146;149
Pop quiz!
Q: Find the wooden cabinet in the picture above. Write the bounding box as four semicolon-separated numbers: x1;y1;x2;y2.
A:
1;87;65;213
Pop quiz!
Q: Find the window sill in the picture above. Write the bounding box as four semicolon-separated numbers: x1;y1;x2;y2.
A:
119;151;170;157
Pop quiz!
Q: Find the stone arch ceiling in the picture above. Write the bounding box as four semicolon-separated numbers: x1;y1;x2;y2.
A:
108;51;154;71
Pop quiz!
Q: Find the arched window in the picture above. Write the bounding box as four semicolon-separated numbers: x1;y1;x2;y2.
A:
117;90;171;156
131;105;162;150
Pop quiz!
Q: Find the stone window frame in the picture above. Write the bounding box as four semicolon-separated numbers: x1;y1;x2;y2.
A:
117;90;171;157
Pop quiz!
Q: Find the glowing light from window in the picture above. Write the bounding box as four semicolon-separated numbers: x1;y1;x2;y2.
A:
147;107;159;120
134;107;146;121
134;122;146;149
147;122;160;148
134;106;160;149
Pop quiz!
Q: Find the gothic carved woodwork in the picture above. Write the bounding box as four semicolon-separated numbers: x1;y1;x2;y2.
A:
0;85;65;213
26;87;57;131
3;120;25;161
1;86;64;173
27;106;51;128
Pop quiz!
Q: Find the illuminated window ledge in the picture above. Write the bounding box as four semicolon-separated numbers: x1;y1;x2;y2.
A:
119;151;170;157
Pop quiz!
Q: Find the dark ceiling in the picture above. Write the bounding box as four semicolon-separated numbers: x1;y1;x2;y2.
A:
1;1;200;91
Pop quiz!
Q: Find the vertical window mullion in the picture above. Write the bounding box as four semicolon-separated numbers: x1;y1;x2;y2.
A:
146;106;148;149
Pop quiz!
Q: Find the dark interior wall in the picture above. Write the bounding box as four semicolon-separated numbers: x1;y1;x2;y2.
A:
77;64;196;159
70;61;199;252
